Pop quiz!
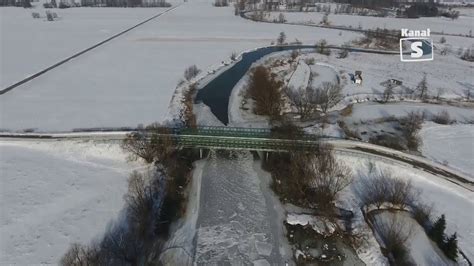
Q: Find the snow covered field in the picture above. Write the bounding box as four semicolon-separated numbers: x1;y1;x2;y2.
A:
337;154;474;262
0;5;167;88
420;123;474;178
267;11;474;36
0;140;141;264
348;102;474;123
0;0;361;132
294;52;473;102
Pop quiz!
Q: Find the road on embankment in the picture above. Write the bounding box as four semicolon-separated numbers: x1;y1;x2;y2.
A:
2;131;472;192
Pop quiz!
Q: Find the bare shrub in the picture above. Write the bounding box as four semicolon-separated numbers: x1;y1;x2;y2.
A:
125;171;155;239
412;202;433;229
432;110;452;125
60;243;102;266
184;65;201;81
245;65;283;118
121;125;175;163
356;170;419;209
373;214;413;264
338;48;348;58
416;74;429;100
400;111;423;151
382;83;394;103
100;222;141;265
315;39;331;55
182;83;197;128
340;104;353;116
369;134;406;151
337;120;361;140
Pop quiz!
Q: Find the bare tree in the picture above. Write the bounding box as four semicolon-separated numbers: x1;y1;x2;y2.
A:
315;82;343;113
321;12;329;25
277;12;286;23
184;65;201;81
382;82;394;103
464;89;472;101
436;87;445;101
433;110;451;125
400;111;423;151
121;125;175;163
305;144;352;209
373;214;414;264
245;66;283;118
355;170;419;210
284;86;318;119
415;74;429;100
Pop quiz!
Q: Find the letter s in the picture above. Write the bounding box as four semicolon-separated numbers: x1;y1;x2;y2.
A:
411;41;423;58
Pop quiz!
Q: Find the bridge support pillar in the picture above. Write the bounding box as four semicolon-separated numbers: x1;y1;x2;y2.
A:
199;148;203;159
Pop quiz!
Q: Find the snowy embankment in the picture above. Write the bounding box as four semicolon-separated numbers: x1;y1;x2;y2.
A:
420;123;474;179
0;140;143;264
336;154;474;263
1;0;361;132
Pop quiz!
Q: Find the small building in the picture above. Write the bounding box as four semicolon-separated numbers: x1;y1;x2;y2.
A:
355;70;363;85
389;78;403;86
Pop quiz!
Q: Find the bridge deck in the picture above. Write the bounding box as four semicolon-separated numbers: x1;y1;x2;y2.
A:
152;126;328;152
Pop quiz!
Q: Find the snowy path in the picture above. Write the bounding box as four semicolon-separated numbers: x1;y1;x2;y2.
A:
194;151;291;265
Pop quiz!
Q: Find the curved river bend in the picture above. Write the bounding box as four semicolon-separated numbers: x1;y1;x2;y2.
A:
195;45;314;125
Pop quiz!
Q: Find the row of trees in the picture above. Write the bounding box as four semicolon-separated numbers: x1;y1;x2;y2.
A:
61;66;201;265
285;82;343;119
80;0;171;7
264;134;352;210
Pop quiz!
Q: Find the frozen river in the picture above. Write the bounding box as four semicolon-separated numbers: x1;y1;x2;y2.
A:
194;151;292;265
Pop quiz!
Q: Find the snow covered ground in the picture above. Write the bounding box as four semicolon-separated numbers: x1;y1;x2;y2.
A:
0;140;142;264
267;11;474;36
372;211;453;265
348;102;474;123
420;123;474;179
336;153;474;262
194;151;292;264
294;52;473;102
0;5;167;88
0;0;361;132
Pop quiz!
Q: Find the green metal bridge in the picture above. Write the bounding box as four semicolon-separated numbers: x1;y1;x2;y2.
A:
153;126;330;152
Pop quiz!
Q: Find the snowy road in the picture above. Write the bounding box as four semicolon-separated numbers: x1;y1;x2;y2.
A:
194;151;291;265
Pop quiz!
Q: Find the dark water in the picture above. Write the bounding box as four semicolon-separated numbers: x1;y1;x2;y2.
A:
195;45;314;125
